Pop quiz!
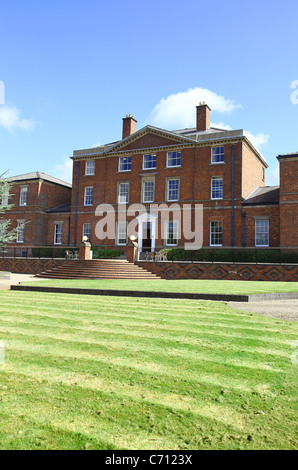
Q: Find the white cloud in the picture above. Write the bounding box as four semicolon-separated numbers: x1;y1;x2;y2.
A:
50;157;73;184
266;164;279;186
0;104;34;131
148;87;241;129
211;122;232;130
245;131;270;150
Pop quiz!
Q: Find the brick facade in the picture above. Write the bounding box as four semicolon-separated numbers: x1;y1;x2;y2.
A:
137;261;298;282
1;106;297;260
278;154;298;249
1;173;72;254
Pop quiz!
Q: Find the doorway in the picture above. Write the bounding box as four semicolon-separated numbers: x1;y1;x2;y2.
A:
142;222;152;252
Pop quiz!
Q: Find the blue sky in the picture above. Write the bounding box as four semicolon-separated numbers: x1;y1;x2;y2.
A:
0;0;297;185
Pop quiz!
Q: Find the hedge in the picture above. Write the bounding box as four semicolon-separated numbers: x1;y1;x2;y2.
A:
162;248;298;264
92;248;124;259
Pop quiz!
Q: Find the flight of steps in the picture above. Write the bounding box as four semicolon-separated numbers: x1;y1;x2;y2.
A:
36;259;162;280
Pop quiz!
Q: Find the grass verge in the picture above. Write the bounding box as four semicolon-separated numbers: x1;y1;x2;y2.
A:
22;279;298;295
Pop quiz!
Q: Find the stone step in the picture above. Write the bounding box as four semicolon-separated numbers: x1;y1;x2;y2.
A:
35;259;161;280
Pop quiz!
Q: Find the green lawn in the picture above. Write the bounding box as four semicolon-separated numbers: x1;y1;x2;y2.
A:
0;290;297;450
23;278;298;295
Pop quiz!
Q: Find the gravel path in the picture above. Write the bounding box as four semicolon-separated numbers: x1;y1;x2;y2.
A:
228;300;298;322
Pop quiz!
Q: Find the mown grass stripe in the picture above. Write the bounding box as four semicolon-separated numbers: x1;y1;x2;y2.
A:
1;307;295;339
0;290;297;450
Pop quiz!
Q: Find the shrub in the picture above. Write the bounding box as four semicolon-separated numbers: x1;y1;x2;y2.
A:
92;248;124;259
32;248;68;258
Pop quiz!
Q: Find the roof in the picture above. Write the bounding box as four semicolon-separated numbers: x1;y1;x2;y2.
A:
72;125;268;166
6;172;72;188
277;152;298;160
47;201;71;213
242;186;280;206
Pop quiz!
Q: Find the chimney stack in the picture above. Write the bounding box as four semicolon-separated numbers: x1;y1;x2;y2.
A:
196;102;211;132
122;114;137;139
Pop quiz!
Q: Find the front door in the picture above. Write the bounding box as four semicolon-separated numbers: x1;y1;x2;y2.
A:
142;222;152;252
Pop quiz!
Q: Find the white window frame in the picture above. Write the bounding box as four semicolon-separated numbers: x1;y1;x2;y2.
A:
143;154;157;170
117;221;128;246
54;223;63;245
142;179;155;203
1;195;9;206
82;223;91;242
165;220;179;246
16;222;25;243
211;146;225;164
85;160;95;176
84;187;93;206
210;221;223;246
255;219;269;247
211;177;223;200
167;151;181;168
19;186;28;206
119;156;132;172
118;181;130;204
166;178;180;202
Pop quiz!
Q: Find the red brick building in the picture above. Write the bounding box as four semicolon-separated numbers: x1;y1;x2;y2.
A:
1;105;298;259
70;103;293;258
1;172;71;255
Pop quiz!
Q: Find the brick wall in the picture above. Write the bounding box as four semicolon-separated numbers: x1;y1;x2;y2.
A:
137;261;298;282
0;258;65;274
279;157;298;248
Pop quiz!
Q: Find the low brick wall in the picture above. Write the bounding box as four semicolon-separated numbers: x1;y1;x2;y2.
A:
0;258;66;274
137;262;298;282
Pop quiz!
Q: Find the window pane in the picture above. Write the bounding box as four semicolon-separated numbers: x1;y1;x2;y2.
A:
119;156;132;172
118;182;129;204
84;187;93;205
143;154;157;169
167;179;179;201
167;151;181;167
117;221;127;245
211;177;223;199
85;160;95;175
211;147;225;164
143;181;154;202
20;188;27;206
255;219;269;246
83;223;91;241
210;221;223;246
166;221;178;245
54;224;63;245
17;222;24;243
1;195;8;206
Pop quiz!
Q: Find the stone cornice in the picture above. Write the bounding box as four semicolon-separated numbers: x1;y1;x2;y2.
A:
71;136;247;162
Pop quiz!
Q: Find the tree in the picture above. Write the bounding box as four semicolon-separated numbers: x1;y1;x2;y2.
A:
0;172;17;246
